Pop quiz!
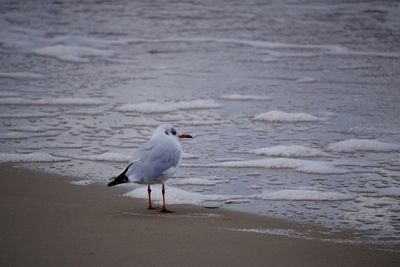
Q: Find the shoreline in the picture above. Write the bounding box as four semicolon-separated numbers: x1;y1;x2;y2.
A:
1;164;399;266
25;164;400;249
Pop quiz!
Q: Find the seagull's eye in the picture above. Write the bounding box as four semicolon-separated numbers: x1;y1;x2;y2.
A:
165;131;169;135
171;128;177;135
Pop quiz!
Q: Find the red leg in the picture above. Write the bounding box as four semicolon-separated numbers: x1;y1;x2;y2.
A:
147;184;155;210
160;184;171;213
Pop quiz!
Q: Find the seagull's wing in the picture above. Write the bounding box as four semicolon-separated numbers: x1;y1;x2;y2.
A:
130;139;158;164
127;138;182;183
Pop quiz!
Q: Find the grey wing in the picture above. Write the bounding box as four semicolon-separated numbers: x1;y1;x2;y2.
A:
129;139;158;164
127;139;182;183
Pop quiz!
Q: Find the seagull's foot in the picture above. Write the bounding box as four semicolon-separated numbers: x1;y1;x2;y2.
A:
160;207;172;213
147;205;157;210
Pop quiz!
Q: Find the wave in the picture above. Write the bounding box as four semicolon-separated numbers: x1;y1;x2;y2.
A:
254;111;321;122
116;99;222;113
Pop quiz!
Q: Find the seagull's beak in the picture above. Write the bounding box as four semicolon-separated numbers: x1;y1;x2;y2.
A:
179;133;193;139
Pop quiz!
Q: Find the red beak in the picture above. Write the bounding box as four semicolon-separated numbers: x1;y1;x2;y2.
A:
179;133;193;139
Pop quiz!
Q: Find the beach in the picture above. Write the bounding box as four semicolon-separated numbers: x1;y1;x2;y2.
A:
1;0;400;243
1;164;398;267
1;1;400;264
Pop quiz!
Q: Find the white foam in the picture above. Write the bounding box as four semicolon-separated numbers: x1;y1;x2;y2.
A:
0;97;104;106
124;186;232;205
187;158;345;174
254;111;321;122
122;37;400;61
74;152;131;162
116;99;222;113
221;94;272;101
158;114;185;122
229;228;298;237
0;152;68;163
229;228;398;247
214;157;243;162
178;120;226;126
330;50;400;59
168;178;220;186
0;112;58;119
252;145;326;157
70;180;94;186
337;64;375;70
124;37;346;52
51;34;126;47
0;132;59;140
122;37;400;59
125;185;354;206
183;153;200;159
255;189;355;201
0;72;45;79
113;117;160;127
27;143;88;149
65;109;105;115
328;139;400;153
34;45;113;63
295;77;317;83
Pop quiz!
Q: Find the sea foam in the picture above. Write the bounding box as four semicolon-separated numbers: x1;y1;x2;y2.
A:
34;45;113;62
0;112;58;119
0;132;59;140
187;158;345;175
124;186;354;205
179;119;226;126
70;180;94;186
169;177;221;186
254;111;321;122
255;189;355;201
182;153;200;159
221;94;272;101
124;186;232;205
328;139;400;153
252;145;326;157
74;152;131;162
0;152;68;163
0;97;104;106
295;77;317;83
73;151;198;163
116;99;222;113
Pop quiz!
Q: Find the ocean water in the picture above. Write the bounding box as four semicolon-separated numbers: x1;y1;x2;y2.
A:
1;0;400;248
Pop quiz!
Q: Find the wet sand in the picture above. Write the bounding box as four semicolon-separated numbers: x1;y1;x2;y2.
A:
0;164;399;267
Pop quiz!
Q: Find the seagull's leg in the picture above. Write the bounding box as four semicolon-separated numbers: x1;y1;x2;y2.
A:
160;184;171;213
147;184;155;210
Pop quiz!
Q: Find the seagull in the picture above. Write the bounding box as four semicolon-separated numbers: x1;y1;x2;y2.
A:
107;124;193;212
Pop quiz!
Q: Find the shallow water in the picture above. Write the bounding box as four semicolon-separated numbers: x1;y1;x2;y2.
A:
1;0;399;247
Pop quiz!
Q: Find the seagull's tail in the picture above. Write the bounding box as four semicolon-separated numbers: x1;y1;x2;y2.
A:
107;174;128;187
107;163;132;187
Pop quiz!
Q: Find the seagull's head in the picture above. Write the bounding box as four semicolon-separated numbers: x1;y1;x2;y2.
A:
153;124;193;141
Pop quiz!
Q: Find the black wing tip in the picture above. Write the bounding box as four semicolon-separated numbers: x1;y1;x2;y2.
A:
107;180;117;187
108;163;132;187
107;175;128;187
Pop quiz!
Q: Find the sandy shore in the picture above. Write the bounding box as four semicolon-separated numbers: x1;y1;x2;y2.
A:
0;164;399;267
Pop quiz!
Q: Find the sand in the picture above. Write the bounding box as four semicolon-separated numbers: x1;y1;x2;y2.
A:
0;164;399;267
